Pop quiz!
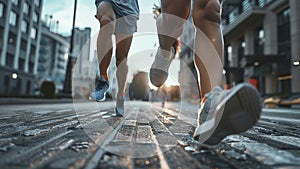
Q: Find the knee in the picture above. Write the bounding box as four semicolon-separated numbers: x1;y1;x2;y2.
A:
193;0;222;25
98;15;114;28
162;1;190;20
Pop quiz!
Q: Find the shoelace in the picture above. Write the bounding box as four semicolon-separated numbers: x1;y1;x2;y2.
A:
96;80;108;90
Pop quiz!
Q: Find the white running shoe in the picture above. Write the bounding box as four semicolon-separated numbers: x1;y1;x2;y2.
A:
194;83;261;145
150;47;175;87
115;96;125;116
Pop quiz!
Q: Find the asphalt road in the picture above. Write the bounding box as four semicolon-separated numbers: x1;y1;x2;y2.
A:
0;101;300;169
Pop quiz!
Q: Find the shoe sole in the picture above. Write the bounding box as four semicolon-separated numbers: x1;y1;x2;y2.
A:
150;68;168;87
115;108;124;116
197;83;261;145
96;93;106;102
88;92;107;102
88;97;96;101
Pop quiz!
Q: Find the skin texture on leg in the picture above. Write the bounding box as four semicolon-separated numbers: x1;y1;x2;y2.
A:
158;0;191;57
192;0;224;98
115;34;133;97
96;2;116;80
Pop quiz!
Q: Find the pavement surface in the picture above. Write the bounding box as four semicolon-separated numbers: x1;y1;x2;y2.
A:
0;100;300;169
0;98;73;105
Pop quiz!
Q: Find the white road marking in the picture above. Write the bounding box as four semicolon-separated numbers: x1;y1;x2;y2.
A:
260;115;300;124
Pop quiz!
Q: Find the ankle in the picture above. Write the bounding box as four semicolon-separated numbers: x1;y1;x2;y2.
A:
116;93;124;98
100;75;108;81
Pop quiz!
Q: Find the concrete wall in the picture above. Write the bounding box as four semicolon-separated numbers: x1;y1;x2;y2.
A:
263;7;278;95
290;0;300;94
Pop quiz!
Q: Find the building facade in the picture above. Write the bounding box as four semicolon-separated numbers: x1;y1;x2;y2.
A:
222;0;300;98
71;28;92;79
37;24;69;93
0;0;42;96
71;27;93;98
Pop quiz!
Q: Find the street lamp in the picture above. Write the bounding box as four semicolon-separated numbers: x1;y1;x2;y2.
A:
12;73;18;79
293;61;300;66
62;0;77;96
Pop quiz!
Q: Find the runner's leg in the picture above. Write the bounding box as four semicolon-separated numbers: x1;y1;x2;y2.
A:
158;0;191;56
150;0;191;87
192;0;224;98
115;34;133;98
96;2;116;80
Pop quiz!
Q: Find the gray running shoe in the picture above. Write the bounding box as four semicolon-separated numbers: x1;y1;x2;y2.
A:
115;96;125;116
193;83;261;145
150;47;175;87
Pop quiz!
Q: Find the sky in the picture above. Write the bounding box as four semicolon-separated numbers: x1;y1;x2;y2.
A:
42;0;160;36
42;0;180;86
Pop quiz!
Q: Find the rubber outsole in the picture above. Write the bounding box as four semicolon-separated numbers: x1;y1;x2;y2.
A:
149;68;168;87
115;108;124;116
197;83;261;145
88;92;107;102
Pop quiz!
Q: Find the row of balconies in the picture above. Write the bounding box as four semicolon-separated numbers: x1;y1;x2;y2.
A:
222;0;274;27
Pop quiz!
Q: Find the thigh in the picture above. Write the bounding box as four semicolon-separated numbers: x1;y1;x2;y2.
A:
96;1;116;21
193;0;222;12
192;0;223;24
161;0;191;19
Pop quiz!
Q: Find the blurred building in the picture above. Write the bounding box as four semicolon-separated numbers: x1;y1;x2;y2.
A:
129;71;150;100
71;27;93;98
69;28;92;78
37;24;70;93
0;0;42;96
71;28;92;77
164;85;181;101
222;0;300;98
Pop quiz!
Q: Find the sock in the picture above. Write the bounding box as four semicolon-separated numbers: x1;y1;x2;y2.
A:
100;75;108;81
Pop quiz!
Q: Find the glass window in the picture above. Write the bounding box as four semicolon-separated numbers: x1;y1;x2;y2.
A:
254;26;264;54
31;27;36;39
0;3;3;18
0;27;3;45
21;20;27;33
12;0;18;6
8;32;17;46
21;39;27;51
277;8;291;43
34;0;39;7
238;37;245;66
23;2;29;15
29;62;34;73
6;54;14;67
277;8;291;76
226;45;233;67
9;11;17;26
19;58;25;71
33;12;38;22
